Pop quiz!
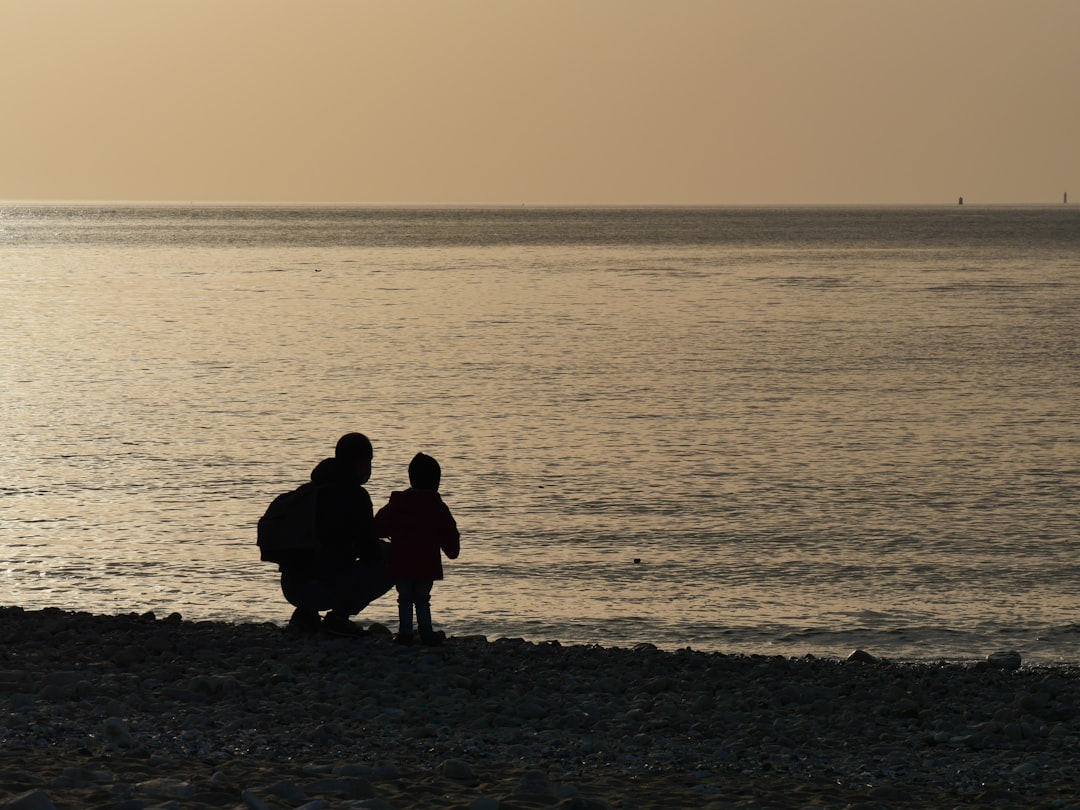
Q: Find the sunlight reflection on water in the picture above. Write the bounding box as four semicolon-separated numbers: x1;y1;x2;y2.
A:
2;206;1079;662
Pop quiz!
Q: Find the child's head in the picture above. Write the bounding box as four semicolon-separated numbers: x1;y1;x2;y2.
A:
408;452;441;491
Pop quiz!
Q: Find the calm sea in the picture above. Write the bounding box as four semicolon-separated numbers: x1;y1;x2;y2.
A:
2;204;1078;663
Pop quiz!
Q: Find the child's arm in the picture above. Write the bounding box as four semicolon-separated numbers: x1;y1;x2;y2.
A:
439;504;460;560
373;498;396;538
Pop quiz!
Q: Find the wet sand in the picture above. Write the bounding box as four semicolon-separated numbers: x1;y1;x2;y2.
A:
2;607;1079;809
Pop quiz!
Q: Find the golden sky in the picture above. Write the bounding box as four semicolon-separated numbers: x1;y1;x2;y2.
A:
3;0;1077;205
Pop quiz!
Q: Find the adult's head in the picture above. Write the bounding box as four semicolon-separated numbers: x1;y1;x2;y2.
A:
336;432;373;484
408;452;441;491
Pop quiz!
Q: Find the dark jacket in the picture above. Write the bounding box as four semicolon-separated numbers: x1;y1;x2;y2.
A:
279;457;382;577
375;489;460;581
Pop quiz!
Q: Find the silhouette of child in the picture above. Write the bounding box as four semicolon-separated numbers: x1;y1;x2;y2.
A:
374;452;460;645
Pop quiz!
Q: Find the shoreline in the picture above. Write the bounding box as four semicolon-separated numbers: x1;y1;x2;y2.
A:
2;607;1080;809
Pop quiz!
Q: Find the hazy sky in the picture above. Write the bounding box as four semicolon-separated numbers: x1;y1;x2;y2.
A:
3;1;1077;205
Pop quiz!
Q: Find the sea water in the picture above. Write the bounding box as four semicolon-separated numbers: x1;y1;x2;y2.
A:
2;204;1078;663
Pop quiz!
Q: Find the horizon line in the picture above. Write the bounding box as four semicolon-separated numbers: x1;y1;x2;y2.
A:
0;198;1072;208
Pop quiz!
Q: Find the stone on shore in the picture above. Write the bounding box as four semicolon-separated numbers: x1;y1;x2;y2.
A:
2;606;1080;809
987;649;1023;670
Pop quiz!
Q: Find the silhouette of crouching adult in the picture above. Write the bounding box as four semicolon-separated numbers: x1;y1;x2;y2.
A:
278;433;392;635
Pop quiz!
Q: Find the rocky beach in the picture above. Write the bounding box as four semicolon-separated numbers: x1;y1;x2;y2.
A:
2;607;1080;809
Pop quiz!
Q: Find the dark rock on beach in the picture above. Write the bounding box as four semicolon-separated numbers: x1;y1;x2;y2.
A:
3;606;1080;808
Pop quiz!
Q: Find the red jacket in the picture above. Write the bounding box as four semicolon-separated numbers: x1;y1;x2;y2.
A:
374;489;460;580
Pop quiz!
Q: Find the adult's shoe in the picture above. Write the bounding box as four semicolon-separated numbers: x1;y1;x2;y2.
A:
287;608;321;634
322;614;366;638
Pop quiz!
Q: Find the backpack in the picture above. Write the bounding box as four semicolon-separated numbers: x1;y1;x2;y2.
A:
257;482;322;563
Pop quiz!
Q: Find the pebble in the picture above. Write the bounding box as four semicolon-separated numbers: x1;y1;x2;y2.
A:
0;791;56;810
987;649;1023;670
2;606;1080;809
442;759;479;784
135;778;196;799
